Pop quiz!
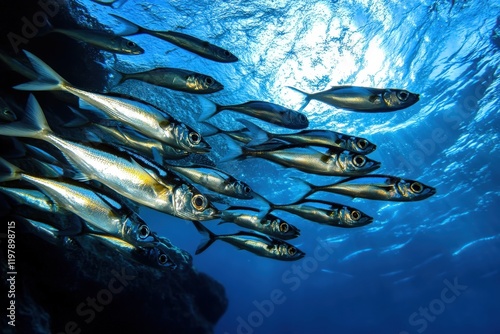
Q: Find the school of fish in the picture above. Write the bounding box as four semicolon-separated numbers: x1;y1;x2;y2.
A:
0;3;436;268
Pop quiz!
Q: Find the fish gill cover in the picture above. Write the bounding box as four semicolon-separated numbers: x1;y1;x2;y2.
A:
0;0;499;334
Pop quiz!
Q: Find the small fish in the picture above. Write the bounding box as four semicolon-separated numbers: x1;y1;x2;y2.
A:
88;233;177;269
0;94;218;221
0;186;57;213
192;221;305;261
116;67;223;94
45;22;144;55
110;14;238;63
0;98;17;122
21;217;176;269
266;199;373;228
239;119;376;154
223;140;380;177
288;85;420;112
219;206;300;240
83;122;189;161
296;175;436;201
198;97;309;130
167;164;253;199
201;122;253;144
0;158;153;247
14;51;210;154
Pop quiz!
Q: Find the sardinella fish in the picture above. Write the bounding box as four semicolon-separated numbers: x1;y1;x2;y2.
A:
14;51;210;154
0;94;219;221
0;157;153;247
192;221;305;261
110;14;238;63
288;85;420;112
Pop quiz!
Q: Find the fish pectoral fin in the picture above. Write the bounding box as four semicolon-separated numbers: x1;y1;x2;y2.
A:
368;94;382;104
159;120;171;129
320;154;333;164
151;147;163;165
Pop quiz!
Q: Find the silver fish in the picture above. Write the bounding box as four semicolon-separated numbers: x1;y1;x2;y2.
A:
0;158;152;246
193;221;305;261
268;199;373;228
224;140;380;176
116;67;224;94
111;14;238;63
48;27;144;55
198;97;309;130
219;206;300;240
201;122;253;144
14;51;210;154
0;94;218;221
296;175;436;201
288;85;419;112
167;164;253;199
0;186;57;213
239;119;376;154
84;123;189;161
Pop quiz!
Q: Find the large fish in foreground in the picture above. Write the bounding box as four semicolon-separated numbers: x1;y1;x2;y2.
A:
295;175;436;201
198;97;309;130
110;14;238;63
14;51;210;154
0;95;218;221
0;158;153;247
239;119;377;154
116;67;224;94
223;140;380;176
192;221;305;261
288;85;419;112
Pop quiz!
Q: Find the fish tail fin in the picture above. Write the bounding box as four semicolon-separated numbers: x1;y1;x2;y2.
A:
0;157;23;183
109;13;143;36
200;122;221;137
197;96;222;122
0;94;53;140
219;138;244;162
192;221;218;255
290;176;316;200
287;86;312;112
238;118;270;146
14;51;68;92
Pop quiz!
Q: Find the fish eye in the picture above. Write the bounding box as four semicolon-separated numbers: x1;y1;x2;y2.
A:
243;186;251;194
189;131;201;145
357;139;368;149
204;77;214;85
351;210;361;221
191;194;208;211
288;246;296;256
298;114;307;123
398;91;409;101
138;225;151;239
410;182;423;193
127;41;137;48
352;155;366;167
279;222;289;233
158;253;169;265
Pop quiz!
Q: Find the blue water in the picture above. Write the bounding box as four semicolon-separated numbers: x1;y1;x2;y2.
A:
75;0;499;333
